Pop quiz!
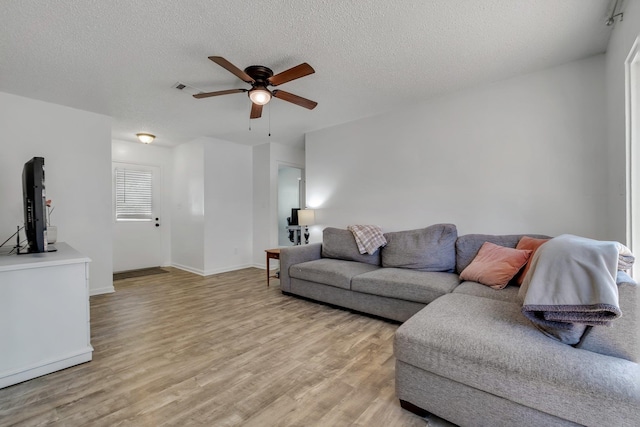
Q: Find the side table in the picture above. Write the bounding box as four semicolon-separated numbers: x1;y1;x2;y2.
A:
265;248;280;287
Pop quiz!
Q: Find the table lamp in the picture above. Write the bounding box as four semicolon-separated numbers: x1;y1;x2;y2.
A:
298;209;315;244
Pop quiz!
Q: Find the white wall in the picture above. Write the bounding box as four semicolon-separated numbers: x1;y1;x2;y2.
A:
203;137;253;275
112;140;173;267
170;137;253;275
0;92;113;295
306;55;607;240
171;140;205;273
606;2;640;244
252;144;272;267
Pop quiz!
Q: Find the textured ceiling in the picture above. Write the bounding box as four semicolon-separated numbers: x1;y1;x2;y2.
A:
0;0;615;148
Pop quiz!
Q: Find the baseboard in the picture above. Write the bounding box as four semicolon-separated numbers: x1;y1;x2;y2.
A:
90;285;115;296
203;264;253;276
171;263;205;276
253;263;278;271
0;346;93;389
171;263;256;277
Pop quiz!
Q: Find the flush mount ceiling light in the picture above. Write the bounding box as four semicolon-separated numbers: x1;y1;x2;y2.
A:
248;87;271;105
136;133;155;144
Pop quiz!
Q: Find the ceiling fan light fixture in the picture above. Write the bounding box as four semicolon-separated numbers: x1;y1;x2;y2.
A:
194;56;316;119
136;133;155;144
249;87;271;105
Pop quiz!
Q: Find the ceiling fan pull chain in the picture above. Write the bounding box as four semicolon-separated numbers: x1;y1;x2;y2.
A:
268;103;271;137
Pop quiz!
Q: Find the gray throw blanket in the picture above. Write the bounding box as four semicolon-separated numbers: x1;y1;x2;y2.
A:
519;234;628;345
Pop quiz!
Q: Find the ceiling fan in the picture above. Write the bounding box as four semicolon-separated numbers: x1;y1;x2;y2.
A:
193;56;318;119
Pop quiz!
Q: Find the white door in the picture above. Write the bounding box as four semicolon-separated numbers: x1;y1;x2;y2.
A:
112;162;163;272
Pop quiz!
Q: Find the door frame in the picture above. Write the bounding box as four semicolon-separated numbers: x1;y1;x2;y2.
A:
625;36;640;277
276;161;305;247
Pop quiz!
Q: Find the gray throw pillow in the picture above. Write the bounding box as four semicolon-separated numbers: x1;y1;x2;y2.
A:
381;224;457;272
322;227;381;266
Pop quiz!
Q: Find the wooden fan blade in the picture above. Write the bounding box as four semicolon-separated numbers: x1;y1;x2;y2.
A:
268;63;315;86
250;102;263;119
193;88;247;99
209;56;254;83
272;90;317;110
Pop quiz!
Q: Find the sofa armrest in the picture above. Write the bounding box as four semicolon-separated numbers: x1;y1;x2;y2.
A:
279;243;322;292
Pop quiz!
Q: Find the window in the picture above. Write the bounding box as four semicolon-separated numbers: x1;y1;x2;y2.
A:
115;168;153;221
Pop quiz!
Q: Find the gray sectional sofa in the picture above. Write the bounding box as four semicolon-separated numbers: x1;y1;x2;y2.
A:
279;224;640;427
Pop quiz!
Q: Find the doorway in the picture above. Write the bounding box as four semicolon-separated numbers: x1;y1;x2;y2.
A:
112;162;163;272
278;165;305;246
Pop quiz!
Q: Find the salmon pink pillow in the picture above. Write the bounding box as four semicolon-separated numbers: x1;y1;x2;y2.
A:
460;242;532;289
514;236;550;285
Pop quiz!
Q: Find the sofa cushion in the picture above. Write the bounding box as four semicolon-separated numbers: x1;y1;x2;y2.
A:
394;293;640;427
322;227;381;266
453;281;520;303
455;233;550;274
459;242;532;289
352;268;460;304
288;258;379;290
381;224;457;272
514;236;550;285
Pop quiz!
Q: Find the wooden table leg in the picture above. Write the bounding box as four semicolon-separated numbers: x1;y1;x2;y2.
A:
266;255;271;287
265;249;280;288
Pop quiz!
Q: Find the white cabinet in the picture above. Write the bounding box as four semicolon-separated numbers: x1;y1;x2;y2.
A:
0;243;93;388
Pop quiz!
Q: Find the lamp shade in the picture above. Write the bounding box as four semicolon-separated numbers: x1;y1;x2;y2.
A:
298;209;315;226
249;88;271;105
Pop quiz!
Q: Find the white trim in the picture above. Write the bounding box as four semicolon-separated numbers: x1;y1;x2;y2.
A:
625;36;640;277
203;264;254;276
89;286;115;296
0;347;93;389
253;262;279;271
171;263;205;276
171;263;255;277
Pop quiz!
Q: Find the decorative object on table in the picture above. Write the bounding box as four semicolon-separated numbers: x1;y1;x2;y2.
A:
286;208;300;244
298;209;315;245
46;199;57;244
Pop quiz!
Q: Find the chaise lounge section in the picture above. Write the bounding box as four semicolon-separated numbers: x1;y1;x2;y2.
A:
279;224;640;426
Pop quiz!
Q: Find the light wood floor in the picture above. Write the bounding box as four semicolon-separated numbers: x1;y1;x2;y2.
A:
0;267;428;426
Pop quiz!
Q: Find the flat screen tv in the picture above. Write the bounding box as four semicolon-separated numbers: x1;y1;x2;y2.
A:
21;157;47;254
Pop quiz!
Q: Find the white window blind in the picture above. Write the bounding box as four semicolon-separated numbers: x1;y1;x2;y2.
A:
115;168;153;220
